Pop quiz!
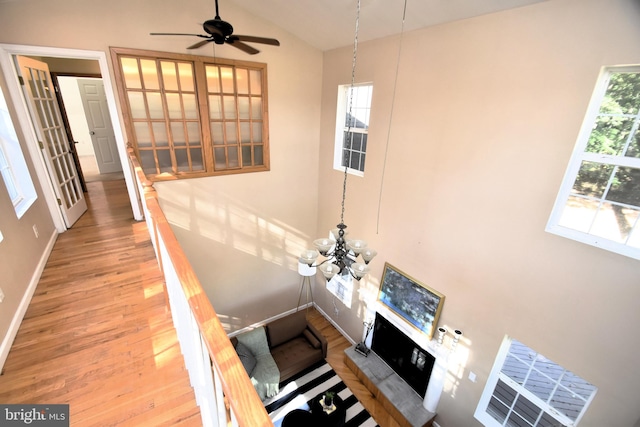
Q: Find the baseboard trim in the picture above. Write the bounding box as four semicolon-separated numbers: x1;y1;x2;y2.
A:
313;303;356;345
0;229;57;370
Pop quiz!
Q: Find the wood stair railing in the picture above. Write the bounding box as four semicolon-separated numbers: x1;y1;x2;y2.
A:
126;145;273;427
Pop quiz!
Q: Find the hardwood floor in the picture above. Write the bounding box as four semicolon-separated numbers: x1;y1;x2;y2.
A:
0;180;201;426
306;309;403;427
0;178;401;427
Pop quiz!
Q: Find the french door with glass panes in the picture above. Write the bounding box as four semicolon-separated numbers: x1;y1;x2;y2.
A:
16;56;87;227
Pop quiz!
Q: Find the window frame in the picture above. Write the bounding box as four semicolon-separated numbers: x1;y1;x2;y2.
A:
110;47;270;181
475;336;597;427
0;85;37;218
333;83;373;177
546;65;640;260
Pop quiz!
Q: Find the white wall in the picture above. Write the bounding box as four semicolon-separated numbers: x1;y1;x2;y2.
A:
317;0;640;426
57;76;96;157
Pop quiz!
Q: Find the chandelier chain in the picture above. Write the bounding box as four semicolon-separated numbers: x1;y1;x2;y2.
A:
341;0;361;226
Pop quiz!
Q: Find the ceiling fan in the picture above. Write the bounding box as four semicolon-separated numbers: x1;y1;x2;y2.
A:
150;0;280;55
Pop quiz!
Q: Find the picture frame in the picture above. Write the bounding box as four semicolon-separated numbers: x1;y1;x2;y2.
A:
377;262;445;339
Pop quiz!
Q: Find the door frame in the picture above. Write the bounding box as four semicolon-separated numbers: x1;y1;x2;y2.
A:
0;44;142;231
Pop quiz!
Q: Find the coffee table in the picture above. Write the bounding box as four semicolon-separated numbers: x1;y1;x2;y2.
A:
282;409;316;427
310;392;346;427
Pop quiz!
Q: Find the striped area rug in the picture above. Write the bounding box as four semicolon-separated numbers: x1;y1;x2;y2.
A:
264;361;379;427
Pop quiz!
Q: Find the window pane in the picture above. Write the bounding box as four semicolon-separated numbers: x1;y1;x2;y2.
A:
166;93;182;119
226;122;238;144
240;122;251;143
175;148;189;171
585;116;633;156
152;122;168;147
140;59;159;90
133;122;151;146
606;166;640;205
220;67;234;93
183;94;198;119
228;146;239;168
171;122;185;146
190;147;204;170
127;92;146;119
250;69;262;94
206;65;220;92
223;96;237;119
161;61;178;91
120;57;142;89
186;122;200;145
211;122;224;145
600;72;640;115
252;122;262;142
236;68;248;94
177;62;194;92
139;150;156;174
238;97;250;119
242;145;251;166
590;203;639;243
254;145;263;166
251;96;262;119
209;95;222;120
214;147;226;169
571;161;614;198
147;92;164;119
626;127;639;158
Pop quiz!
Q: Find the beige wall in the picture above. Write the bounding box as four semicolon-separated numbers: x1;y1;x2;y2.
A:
0;0;322;354
316;0;640;426
1;0;639;426
0;70;56;365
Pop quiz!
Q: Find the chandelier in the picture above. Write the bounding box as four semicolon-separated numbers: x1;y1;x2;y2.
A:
299;0;376;281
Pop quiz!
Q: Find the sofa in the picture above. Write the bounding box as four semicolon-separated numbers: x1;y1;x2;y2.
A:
231;310;328;400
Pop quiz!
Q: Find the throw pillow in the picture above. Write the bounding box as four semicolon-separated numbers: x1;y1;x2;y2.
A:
303;329;321;349
235;341;257;375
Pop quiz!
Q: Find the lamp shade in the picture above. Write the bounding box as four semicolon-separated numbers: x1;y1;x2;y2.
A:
351;262;370;279
361;248;377;263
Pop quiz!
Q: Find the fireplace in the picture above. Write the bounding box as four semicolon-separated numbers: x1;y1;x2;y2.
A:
371;312;435;396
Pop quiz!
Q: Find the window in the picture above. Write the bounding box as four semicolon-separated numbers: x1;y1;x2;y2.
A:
0;85;37;218
334;83;373;176
111;48;269;180
547;66;640;259
475;337;597;427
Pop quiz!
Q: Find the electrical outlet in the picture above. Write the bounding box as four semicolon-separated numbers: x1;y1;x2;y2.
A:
0;288;4;303
32;224;39;238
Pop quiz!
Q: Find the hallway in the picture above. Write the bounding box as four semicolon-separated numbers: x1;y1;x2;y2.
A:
0;179;200;426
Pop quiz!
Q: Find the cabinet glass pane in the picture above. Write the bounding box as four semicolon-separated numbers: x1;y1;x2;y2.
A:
120;57;141;89
140;59;159;90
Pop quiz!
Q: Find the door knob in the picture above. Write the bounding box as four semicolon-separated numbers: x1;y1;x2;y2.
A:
90;131;95;135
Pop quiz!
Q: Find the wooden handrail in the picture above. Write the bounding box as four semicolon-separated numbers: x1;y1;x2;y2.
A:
126;147;273;427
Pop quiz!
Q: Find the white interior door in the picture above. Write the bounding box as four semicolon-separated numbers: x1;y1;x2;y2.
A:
16;56;87;228
77;78;122;174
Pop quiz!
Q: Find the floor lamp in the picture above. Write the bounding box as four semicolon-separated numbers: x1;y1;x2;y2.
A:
296;261;316;311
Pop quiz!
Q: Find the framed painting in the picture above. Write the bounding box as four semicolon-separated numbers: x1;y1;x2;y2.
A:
377;262;445;339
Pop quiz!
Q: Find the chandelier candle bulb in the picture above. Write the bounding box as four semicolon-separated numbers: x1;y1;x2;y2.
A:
300;249;319;265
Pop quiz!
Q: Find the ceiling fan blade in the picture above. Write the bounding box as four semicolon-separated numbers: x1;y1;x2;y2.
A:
233;35;280;46
188;39;213;49
226;40;260;55
150;32;208;37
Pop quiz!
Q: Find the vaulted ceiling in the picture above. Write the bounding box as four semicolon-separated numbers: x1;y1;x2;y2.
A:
230;0;547;51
